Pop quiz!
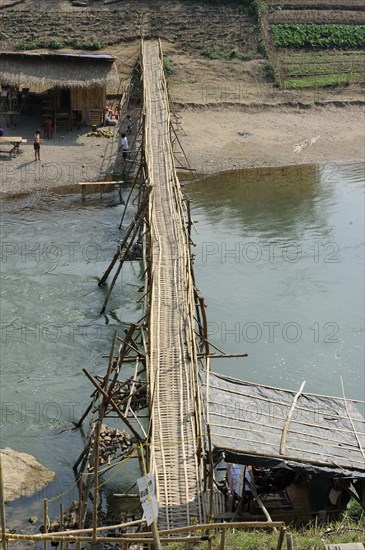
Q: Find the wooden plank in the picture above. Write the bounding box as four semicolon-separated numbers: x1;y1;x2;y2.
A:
79;181;123;186
325;544;365;550
0;137;23;143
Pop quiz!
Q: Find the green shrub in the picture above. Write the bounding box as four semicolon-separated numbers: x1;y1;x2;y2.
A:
71;39;104;50
163;55;174;75
48;38;64;49
201;45;254;61
345;499;365;525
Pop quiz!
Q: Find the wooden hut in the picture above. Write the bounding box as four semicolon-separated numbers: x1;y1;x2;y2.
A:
0;51;119;130
202;371;365;525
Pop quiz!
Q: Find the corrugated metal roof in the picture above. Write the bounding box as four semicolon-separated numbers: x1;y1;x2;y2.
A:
203;371;365;478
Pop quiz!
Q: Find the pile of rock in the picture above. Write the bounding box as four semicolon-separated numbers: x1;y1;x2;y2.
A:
91;424;133;466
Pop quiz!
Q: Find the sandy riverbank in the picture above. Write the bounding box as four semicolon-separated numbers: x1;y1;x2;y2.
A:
1;102;363;197
178;104;365;173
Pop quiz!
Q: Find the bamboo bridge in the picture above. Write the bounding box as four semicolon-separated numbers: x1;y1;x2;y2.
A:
73;38;210;536
141;40;203;529
5;37;358;550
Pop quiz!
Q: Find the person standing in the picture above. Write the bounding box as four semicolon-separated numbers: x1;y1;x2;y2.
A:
34;129;42;161
119;133;129;160
126;115;133;134
43;116;53;139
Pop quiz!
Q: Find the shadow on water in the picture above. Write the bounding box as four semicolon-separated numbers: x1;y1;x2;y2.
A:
187;164;337;241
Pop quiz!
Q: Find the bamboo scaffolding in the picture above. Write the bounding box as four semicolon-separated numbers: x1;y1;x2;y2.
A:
0;455;8;550
98;197;148;287
83;368;142;442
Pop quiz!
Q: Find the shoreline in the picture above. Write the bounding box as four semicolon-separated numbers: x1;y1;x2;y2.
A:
0;102;364;198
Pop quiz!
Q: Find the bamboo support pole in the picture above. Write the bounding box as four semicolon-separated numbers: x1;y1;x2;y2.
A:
43;499;49;550
244;478;276;530
286;532;295;550
117;335;144;357
6;521;284;541
207;424;214;520
99;198;147;287
5;533;209;544
219;528;225;550
60;503;64;550
341;376;365;459
100;217;146;314
77;474;83;550
199;296;210;357
276;525;286;550
280;380;306;455
92;418;102;550
198;352;248;359
118;165;142;229
83;368;142;441
137;446;162;550
0;455;8;550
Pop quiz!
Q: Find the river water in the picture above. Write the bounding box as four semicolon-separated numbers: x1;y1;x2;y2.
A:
0;162;364;526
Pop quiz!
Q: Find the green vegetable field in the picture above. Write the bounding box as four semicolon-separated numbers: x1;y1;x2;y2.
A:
265;3;365;89
271;24;365;49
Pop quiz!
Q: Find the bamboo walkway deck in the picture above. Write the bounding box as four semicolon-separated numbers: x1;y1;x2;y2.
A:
142;40;202;530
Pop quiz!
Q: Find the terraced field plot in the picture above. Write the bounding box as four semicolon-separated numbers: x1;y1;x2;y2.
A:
264;1;365;89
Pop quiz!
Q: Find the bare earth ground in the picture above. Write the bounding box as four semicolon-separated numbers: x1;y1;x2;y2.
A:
0;40;364;196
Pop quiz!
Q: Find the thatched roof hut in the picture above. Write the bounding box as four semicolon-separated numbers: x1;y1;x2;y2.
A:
0;51;119;127
0;51;119;89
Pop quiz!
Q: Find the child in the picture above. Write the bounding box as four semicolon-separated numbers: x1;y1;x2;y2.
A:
34;129;42;161
119;133;129;160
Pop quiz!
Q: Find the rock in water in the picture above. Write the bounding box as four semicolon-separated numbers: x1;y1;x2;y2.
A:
0;448;55;502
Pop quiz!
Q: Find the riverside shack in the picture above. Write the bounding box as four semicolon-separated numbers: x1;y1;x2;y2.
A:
202;371;365;525
0;51;119;130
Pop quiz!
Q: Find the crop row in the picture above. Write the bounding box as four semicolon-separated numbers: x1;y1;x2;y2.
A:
282;73;363;89
284;62;365;76
271;24;365;48
281;51;365;64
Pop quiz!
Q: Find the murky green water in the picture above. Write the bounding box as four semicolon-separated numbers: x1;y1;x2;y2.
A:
189;163;364;399
0;161;364;527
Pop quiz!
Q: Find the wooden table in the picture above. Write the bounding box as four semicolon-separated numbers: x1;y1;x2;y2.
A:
0;137;27;157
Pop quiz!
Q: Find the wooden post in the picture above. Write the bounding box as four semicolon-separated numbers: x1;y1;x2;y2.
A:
77;474;82;550
0;455;8;550
186;196;192;239
286;532;295;550
60;502;64;550
276;525;286;550
244;478;276;530
137;446;162;550
43;499;49;550
198;296;209;357
219;528;225;550
92;420;101;550
207;424;214;520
